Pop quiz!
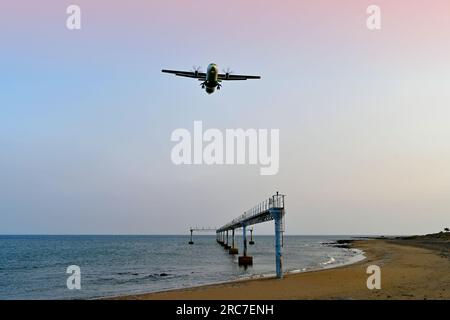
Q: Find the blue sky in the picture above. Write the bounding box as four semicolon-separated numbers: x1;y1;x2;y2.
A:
1;1;449;234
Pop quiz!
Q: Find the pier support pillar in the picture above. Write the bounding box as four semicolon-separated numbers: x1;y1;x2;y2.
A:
239;224;252;266
272;209;284;278
249;229;255;245
188;229;194;245
229;229;238;254
224;230;230;249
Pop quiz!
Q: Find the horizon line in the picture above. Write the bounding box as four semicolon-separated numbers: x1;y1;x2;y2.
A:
0;233;407;237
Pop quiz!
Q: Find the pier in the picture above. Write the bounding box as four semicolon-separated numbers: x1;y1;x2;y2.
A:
216;192;286;278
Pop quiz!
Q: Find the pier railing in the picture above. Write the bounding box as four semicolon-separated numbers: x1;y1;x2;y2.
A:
189;227;217;232
217;193;285;232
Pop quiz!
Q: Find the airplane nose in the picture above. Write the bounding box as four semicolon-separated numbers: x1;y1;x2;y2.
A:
205;87;215;94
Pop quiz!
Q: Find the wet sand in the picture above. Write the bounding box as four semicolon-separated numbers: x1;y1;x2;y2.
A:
114;239;450;300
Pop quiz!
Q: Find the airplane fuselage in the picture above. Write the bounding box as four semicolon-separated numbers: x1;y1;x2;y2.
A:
204;63;219;94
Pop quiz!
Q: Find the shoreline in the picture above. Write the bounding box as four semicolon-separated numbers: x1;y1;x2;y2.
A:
102;244;366;300
111;238;450;300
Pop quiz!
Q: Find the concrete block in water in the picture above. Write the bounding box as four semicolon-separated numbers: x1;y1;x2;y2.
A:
238;256;253;266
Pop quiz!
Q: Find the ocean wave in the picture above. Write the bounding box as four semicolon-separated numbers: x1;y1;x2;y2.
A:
320;256;336;266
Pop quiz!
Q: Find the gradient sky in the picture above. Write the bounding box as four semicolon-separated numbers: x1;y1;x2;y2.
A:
1;1;449;235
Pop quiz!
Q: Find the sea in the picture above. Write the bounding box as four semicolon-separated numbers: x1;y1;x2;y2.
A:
0;235;365;299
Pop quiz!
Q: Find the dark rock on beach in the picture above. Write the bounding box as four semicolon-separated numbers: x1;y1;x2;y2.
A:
322;239;355;249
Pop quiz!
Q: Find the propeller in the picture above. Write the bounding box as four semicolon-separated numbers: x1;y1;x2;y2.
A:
192;65;202;77
222;67;233;79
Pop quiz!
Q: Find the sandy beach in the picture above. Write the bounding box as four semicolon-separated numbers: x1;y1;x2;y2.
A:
115;236;450;300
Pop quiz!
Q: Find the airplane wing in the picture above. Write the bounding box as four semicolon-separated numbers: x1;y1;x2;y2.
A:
162;69;206;79
218;74;261;81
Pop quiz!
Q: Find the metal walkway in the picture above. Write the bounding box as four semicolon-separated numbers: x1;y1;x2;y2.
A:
188;227;217;244
216;192;286;278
